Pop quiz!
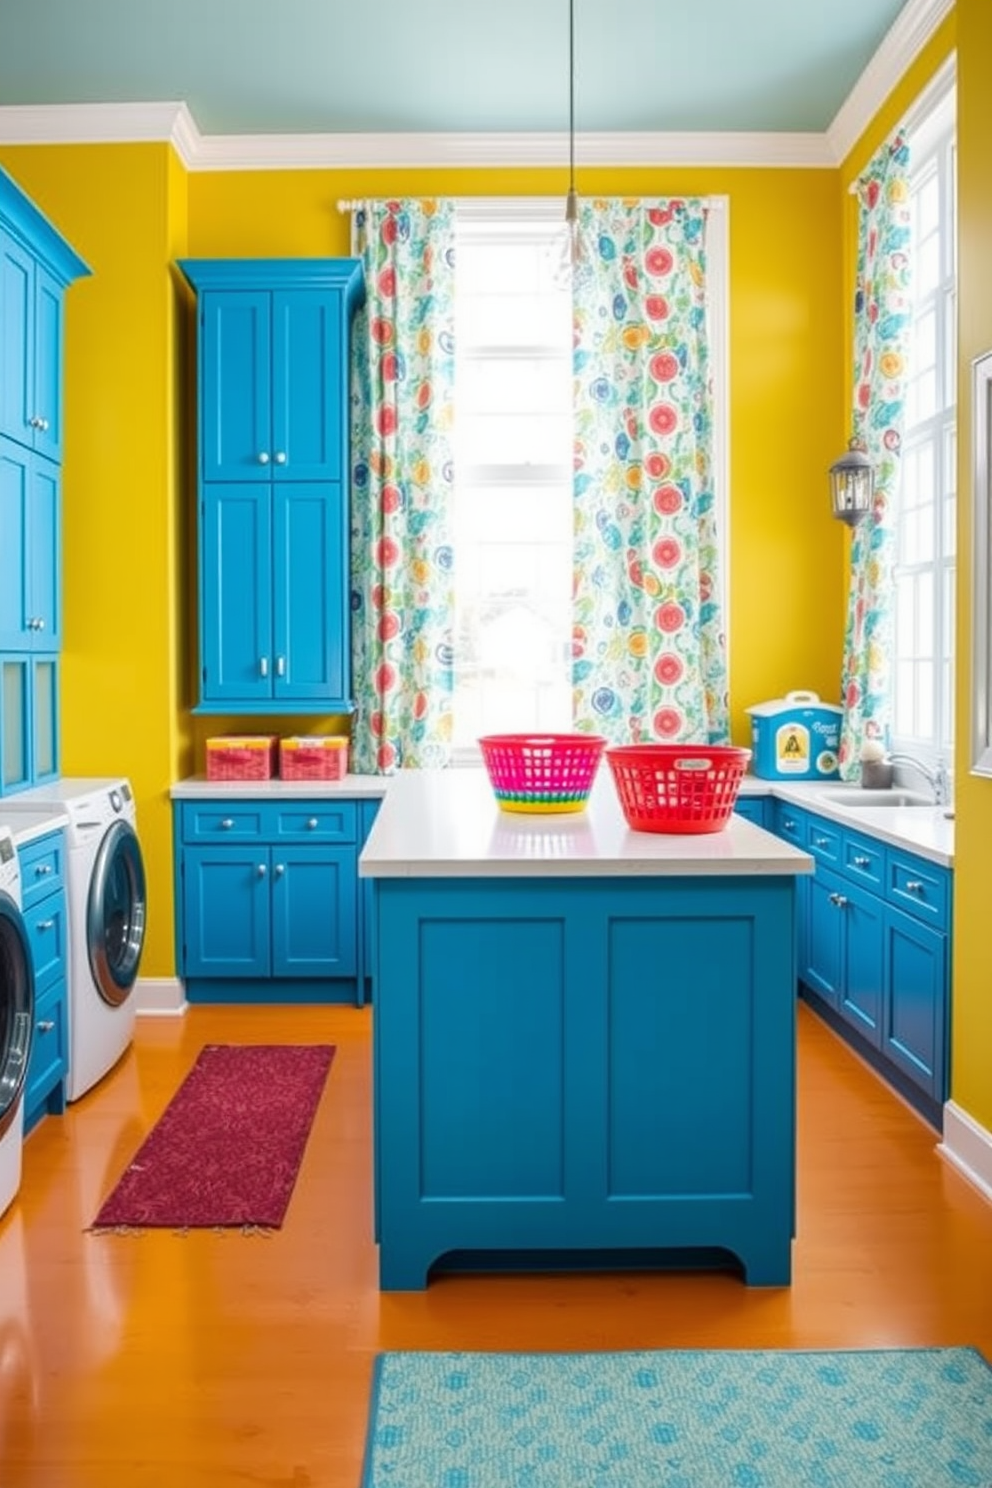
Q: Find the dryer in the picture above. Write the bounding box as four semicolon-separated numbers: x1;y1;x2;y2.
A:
1;781;146;1102
0;826;33;1218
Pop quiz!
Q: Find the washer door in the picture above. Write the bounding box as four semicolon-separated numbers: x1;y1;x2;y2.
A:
0;891;34;1140
87;821;146;1008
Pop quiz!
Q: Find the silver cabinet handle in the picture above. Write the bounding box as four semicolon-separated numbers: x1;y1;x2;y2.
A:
36;1019;55;1034
259;656;269;677
828;892;848;908
905;880;924;893
783;818;796;831
34;864;53;876
220;817;234;830
36;919;54;931
274;451;287;465
257;863;267;877
853;855;871;868
307;817;319;830
40;418;49;432
274;863;285;877
28;415;41;428
814;835;830;848
35;617;45;630
276;656;285;677
258;451;270;465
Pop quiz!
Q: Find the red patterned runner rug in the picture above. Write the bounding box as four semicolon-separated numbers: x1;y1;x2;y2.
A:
90;1043;334;1231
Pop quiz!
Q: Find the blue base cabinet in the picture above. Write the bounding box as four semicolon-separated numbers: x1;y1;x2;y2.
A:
177;259;365;715
18;828;68;1133
768;803;952;1128
174;796;378;1004
373;874;798;1290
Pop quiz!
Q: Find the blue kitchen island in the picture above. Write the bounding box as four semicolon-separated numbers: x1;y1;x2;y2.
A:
360;769;813;1291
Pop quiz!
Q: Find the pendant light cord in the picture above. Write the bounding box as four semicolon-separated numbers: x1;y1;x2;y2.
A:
569;0;576;193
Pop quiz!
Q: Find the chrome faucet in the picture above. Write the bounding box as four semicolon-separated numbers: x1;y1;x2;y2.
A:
887;753;952;806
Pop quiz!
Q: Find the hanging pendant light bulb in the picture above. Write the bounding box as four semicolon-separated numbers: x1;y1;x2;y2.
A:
551;0;590;287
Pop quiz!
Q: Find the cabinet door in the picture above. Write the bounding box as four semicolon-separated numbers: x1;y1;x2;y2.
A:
733;797;767;827
182;846;271;978
271;289;343;481
803;863;844;1007
200;291;272;481
272;482;347;703
28;455;60;648
0;655;30;794
271;846;357;978
200;483;273;704
882;905;947;1101
33;265;63;463
360;798;381;997
838;878;884;1047
0;439;29;648
0;228;34;449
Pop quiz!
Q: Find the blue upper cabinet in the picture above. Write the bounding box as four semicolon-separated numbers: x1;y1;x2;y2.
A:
0;167;88;797
178;259;365;714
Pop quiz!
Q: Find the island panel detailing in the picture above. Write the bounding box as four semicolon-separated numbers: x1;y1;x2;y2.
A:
374;873;797;1290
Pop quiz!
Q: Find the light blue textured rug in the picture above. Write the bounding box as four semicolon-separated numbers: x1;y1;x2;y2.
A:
362;1348;992;1487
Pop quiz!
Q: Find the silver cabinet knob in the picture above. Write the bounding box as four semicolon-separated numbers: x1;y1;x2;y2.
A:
220;817;234;830
36;919;55;931
258;451;270;465
34;864;52;876
276;656;286;677
274;451;287;465
853;855;871;868
40;417;49;432
905;880;924;893
28;415;40;428
783;819;796;831
814;835;829;848
36;1019;55;1034
35;618;45;631
274;863;285;877
259;656;269;677
307;817;319;830
828;892;849;908
257;863;267;877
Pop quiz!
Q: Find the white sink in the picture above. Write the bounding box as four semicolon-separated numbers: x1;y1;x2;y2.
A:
819;789;932;809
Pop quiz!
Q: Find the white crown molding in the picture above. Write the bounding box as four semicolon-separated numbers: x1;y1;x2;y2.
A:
939;1100;992;1206
0;100;196;154
827;0;955;164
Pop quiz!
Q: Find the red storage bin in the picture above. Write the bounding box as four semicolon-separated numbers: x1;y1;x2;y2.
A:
205;735;278;782
606;744;751;834
279;736;349;781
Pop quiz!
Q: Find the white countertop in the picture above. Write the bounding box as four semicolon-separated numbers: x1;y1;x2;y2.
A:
358;768;814;879
0;806;70;848
170;773;388;800
736;776;954;867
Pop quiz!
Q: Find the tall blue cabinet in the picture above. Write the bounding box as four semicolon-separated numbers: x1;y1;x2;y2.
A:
0;166;89;796
177;259;365;714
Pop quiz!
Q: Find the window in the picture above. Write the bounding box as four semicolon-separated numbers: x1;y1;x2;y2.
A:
451;199;728;753
892;87;956;762
452;205;573;748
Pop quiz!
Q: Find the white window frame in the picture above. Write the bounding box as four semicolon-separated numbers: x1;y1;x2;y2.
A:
448;195;729;764
890;73;956;773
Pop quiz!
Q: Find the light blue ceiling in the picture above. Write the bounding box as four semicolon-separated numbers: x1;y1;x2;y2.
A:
0;0;910;136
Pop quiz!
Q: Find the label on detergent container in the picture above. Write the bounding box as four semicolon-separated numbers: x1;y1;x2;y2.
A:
775;723;809;774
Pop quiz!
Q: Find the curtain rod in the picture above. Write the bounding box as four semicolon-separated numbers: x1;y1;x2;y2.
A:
337;195;728;213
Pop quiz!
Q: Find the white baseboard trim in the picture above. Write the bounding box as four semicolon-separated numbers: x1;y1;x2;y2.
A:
938;1100;992;1203
134;977;187;1016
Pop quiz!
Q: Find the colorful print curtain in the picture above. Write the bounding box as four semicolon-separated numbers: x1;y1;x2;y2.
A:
350;200;456;774
571;198;728;745
838;133;912;777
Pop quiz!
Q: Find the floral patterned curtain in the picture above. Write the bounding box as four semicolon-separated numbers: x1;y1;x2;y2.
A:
350;200;456;774
571;198;728;745
838;133;912;777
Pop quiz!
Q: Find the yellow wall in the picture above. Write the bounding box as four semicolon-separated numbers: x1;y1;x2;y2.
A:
952;0;992;1130
0;142;187;980
0;149;846;978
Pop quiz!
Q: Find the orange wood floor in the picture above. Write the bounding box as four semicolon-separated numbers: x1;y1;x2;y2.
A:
2;1000;991;1488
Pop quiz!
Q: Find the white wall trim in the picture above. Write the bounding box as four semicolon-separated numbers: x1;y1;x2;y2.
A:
134;977;187;1016
827;0;955;163
938;1101;992;1204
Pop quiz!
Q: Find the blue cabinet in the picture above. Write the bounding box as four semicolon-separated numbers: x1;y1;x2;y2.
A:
177;259;364;714
732;796;769;827
18;828;68;1133
175;797;360;1002
359;797;382;1004
0;167;88;797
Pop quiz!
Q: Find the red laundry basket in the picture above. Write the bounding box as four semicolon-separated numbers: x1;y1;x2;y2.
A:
479;733;606;813
606;744;751;834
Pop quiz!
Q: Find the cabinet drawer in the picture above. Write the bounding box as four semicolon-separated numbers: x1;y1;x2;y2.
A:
842;830;886;891
25;978;66;1114
18;831;66;910
733;797;769;828
806;815;842;867
181;804;267;842
25;888;67;992
886;853;949;930
273;803;356;843
772;801;806;846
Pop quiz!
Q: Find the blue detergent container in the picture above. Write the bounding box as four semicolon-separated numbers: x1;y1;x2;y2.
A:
746;690;843;781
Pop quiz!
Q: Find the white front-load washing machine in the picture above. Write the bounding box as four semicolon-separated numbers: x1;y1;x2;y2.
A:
1;780;146;1102
0;825;33;1218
